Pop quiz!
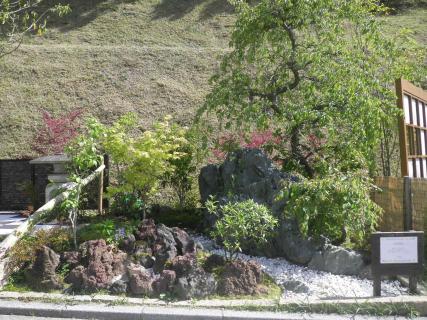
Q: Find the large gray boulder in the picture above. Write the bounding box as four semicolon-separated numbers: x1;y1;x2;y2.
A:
199;148;318;264
173;269;217;300
153;224;178;273
200;149;290;211
308;245;366;276
274;220;318;265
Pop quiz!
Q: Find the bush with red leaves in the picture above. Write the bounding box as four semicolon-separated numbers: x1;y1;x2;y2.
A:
32;109;84;156
209;130;281;163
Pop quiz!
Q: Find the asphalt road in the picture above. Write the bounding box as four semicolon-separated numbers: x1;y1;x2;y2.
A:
0;317;86;320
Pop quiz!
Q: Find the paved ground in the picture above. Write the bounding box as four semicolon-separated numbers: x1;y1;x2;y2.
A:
0;313;425;320
0;211;25;237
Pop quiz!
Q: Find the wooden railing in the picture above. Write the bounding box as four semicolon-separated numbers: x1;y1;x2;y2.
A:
0;164;105;287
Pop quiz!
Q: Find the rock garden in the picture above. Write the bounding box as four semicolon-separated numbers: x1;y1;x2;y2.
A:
0;114;410;301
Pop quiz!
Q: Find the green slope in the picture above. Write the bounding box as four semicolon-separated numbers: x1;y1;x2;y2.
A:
0;0;425;158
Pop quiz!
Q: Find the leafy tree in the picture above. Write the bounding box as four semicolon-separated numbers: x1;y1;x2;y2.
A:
282;172;382;247
164;132;197;208
0;0;70;58
65;116;105;177
100;114;187;213
197;0;424;178
66;113;188;218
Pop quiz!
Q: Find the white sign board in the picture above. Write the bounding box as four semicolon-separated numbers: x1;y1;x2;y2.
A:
380;236;418;264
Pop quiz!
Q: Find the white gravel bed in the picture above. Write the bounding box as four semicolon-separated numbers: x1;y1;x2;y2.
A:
192;234;408;300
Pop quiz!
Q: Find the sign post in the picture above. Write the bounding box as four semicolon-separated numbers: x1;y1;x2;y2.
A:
371;231;423;296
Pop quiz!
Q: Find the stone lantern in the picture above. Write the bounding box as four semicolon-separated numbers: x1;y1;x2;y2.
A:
30;155;71;204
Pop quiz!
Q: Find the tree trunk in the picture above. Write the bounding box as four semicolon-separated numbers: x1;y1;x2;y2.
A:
290;126;315;178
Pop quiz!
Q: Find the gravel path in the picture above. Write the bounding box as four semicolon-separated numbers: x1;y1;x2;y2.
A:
192;234;408;300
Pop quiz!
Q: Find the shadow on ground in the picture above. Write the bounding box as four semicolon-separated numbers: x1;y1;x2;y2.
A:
41;0;137;32
152;0;233;21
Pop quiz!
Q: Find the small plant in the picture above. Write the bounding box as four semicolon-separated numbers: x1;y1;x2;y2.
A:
78;219;116;245
63;117;105;249
57;262;71;281
2;269;30;292
206;198;278;261
282;172;382;247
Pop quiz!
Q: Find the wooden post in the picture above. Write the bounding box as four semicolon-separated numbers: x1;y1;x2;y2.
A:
373;274;381;296
103;154;109;210
403;176;413;231
396;78;409;177
98;167;104;215
409;275;418;294
30;163;38;210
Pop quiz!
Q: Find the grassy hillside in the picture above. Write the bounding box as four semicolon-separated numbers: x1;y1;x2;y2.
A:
0;0;425;158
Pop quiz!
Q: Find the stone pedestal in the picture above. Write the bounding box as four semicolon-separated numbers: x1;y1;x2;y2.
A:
30;155;70;204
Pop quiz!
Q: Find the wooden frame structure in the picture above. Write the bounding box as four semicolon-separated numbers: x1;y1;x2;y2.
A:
397;78;427;178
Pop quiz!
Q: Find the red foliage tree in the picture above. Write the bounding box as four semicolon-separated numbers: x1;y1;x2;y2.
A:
209;130;282;163
32;109;84;156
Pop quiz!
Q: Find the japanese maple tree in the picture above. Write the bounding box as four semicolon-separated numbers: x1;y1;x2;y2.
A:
32;109;84;156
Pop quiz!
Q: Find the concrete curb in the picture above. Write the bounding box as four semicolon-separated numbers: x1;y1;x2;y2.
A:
1;291;427;318
0;299;423;320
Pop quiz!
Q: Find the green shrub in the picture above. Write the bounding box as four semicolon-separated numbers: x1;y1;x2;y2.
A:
111;192;145;218
77;218;138;245
7;228;72;271
283;173;382;247
68;113;189;218
206;198;278;261
147;206;203;230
